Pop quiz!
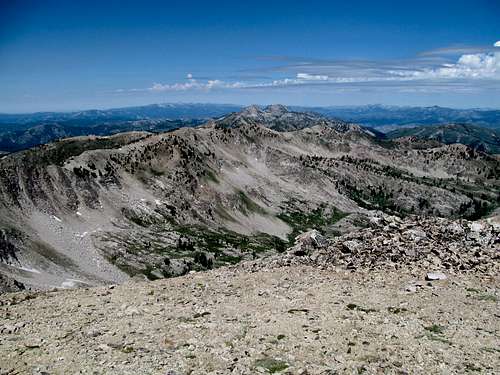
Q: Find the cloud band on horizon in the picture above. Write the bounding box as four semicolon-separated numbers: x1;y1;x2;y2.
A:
115;42;500;94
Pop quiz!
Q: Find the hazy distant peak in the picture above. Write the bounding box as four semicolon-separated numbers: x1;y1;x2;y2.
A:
241;105;264;117
265;104;289;114
215;104;366;134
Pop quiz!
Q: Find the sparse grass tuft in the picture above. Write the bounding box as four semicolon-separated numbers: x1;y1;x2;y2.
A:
287;308;309;314
476;293;498;302
237;190;267;216
464;363;482;372
481;347;500;353
387;306;408;314
254;357;289;373
149;167;165;176
204;169;219;183
347;303;378;313
465;287;480;293
278;203;348;243
424;324;445;334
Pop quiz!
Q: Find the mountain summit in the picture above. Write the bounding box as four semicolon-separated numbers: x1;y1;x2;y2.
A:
215;104;361;133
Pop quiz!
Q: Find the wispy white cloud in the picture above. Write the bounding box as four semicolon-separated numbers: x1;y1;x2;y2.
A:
296;73;329;81
116;43;500;94
391;52;500;80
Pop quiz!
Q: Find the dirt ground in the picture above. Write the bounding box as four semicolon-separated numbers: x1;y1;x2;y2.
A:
0;265;498;374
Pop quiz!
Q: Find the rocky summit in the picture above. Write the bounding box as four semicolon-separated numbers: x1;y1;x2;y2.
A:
0;105;499;374
0;233;498;374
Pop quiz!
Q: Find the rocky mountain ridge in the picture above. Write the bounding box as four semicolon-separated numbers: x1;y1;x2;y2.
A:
2;104;499;156
0;106;498;293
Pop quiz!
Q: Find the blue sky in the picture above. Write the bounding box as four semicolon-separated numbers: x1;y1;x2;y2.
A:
1;0;499;112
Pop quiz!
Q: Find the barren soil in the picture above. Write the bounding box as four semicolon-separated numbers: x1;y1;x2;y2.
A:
1;265;498;374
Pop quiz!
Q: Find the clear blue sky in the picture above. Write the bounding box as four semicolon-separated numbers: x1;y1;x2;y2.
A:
1;0;499;112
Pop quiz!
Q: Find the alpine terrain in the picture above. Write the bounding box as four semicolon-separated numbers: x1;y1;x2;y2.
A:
0;106;499;374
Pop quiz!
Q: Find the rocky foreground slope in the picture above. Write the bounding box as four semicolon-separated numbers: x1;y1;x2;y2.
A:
0;213;498;374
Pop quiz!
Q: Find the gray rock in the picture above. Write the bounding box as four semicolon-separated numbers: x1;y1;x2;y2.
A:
342;240;361;253
404;229;427;241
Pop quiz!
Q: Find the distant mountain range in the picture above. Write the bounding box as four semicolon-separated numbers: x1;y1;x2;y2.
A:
296;105;500;129
1;103;500;154
386;123;500;154
0;103;242;126
0;119;204;153
2;103;499;128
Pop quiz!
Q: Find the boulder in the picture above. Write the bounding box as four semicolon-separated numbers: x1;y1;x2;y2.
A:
426;272;447;281
290;230;327;256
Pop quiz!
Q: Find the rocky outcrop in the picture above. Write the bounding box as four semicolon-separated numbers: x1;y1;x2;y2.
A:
244;214;499;275
0;274;25;294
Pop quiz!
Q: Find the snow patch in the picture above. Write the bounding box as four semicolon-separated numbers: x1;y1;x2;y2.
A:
15;266;41;274
61;279;88;288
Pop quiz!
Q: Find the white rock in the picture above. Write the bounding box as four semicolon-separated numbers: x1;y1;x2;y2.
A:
469;222;484;232
426;272;447;281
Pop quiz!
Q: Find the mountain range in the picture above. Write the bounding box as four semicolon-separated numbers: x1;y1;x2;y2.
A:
1;105;498;292
299;104;500;130
386;123;500;154
1;103;500;155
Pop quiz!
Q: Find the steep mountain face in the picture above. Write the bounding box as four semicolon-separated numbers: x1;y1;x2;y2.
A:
0;106;498;292
386;123;500;154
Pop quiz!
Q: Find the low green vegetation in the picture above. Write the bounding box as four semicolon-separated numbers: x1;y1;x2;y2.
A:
236;190;267;216
347;303;378;313
476;293;498;302
149;167;165;176
38;137;131;166
387;306;408;314
287;308;309;314
204;169;219;183
174;224;287;260
464;363;482;372
418;324;452;344
424;324;445;334
277;202;348;242
254;357;289;373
